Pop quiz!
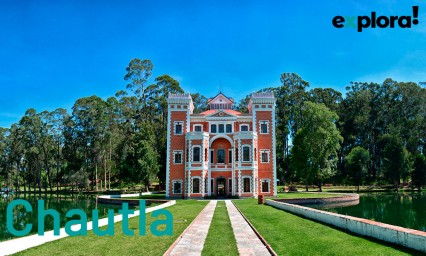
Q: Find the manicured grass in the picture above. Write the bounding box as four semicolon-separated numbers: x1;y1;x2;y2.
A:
274;192;342;199
14;200;208;256
234;199;421;256
202;201;238;256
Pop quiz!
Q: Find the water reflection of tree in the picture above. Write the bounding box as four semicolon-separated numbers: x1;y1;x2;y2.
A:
327;193;426;231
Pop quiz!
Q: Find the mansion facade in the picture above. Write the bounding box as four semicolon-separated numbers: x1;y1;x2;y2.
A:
165;92;276;198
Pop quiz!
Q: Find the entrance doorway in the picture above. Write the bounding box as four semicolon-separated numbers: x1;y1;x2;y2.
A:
216;177;226;197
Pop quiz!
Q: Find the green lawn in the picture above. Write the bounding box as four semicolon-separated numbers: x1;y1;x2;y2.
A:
202;201;238;256
14;200;207;256
233;199;421;256
273;192;342;199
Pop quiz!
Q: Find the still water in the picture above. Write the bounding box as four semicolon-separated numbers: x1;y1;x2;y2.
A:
315;192;426;231
0;193;132;241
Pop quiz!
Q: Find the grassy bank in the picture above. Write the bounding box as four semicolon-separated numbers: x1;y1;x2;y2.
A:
202;201;238;256
14;200;208;256
234;199;421;256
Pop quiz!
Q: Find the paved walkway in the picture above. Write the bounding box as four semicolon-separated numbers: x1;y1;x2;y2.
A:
225;200;271;256
166;200;217;256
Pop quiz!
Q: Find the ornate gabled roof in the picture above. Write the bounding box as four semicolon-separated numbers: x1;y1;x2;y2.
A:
207;91;234;104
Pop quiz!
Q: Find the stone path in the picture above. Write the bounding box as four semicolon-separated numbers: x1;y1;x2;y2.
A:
166;200;217;256
225;200;271;256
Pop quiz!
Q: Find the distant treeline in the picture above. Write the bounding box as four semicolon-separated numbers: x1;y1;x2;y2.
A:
0;58;425;193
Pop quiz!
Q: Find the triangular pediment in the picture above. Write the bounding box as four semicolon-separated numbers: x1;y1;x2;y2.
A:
208;92;234;105
207;110;236;118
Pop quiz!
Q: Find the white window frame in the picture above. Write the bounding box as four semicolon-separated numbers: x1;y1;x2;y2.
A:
173;150;183;164
242;176;252;193
225;124;233;133
210;124;217;134
261;179;270;193
260;149;270;163
242;145;251;162
192;146;201;162
191;177;201;193
218;124;225;133
172;180;183;194
239;124;249;132
259;120;269;134
174;121;184;135
193;124;203;132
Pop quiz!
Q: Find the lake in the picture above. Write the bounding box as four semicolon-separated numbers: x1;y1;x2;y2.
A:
0;193;134;242
315;192;426;231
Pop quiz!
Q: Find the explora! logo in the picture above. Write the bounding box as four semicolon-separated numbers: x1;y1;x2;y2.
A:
333;6;419;32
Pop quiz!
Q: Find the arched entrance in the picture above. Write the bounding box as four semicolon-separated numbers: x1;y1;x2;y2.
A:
216;177;226;197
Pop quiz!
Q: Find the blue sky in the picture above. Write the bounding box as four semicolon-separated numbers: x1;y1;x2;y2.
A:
0;0;425;128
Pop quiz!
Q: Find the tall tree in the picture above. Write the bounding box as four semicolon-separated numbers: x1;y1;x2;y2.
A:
412;154;426;190
291;102;342;191
345;146;369;192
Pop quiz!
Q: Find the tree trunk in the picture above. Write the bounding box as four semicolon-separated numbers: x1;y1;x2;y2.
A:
95;162;98;191
104;153;107;191
109;138;112;190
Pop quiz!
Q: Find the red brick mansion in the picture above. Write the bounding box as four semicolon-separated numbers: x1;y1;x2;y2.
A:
165;92;276;198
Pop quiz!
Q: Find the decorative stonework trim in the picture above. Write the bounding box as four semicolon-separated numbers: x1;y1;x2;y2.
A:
259;120;269;134
260;149;270;163
173;150;183;164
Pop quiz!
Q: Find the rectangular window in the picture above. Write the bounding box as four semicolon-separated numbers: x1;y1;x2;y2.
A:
194;125;202;132
210;179;214;194
229;179;232;193
260;150;269;163
235;149;239;161
174;151;182;164
261;180;270;193
219;124;224;133
211;124;217;133
260;121;269;134
205;179;208;193
193;147;200;162
175;122;183;135
228;150;233;163
243;178;251;193
192;178;200;193
217;149;225;163
235;178;239;192
226;124;232;133
173;181;182;194
243;146;250;162
210;150;214;163
240;125;249;131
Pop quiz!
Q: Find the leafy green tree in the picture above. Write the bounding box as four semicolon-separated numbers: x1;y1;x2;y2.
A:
191;93;208;114
380;134;413;190
291;102;342;191
345;146;369;192
412;154;426;190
